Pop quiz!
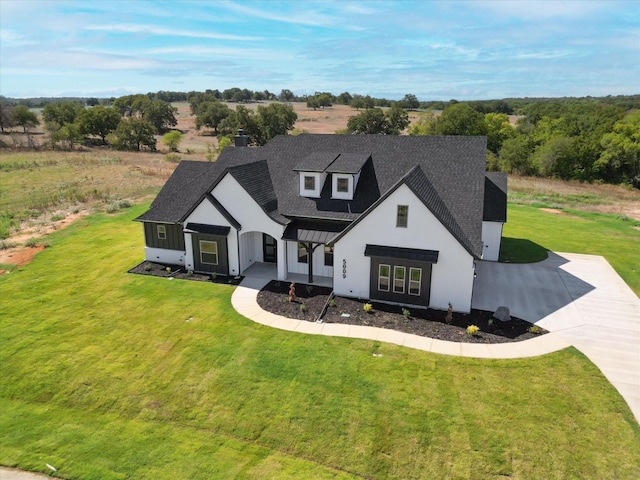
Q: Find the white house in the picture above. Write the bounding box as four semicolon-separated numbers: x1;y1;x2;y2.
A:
136;134;507;313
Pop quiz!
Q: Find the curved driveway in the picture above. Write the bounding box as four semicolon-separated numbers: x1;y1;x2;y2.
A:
232;252;639;423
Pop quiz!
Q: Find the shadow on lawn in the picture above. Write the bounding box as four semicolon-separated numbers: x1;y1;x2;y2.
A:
499;237;548;263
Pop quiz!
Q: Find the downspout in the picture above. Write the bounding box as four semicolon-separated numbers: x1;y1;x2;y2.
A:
236;229;241;276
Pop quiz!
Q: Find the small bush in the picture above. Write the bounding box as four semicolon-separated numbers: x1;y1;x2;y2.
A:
210;272;217;281
143;264;152;272
466;325;480;336
402;307;411;318
0;240;18;250
50;213;66;222
528;325;541;334
165;153;181;163
24;238;40;248
165;267;171;273
328;299;337;307
300;303;306;313
363;303;373;313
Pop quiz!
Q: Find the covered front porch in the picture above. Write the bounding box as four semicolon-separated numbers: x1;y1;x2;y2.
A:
242;262;333;288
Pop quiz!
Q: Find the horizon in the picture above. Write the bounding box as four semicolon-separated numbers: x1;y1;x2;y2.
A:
1;0;639;101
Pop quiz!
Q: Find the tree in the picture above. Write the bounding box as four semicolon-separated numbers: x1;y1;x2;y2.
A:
54;122;83;150
42;101;83;126
346;108;388;134
13;105;39;133
162;130;183;152
279;89;295;103
195;101;232;133
385;104;410;134
77;106;121;143
219;105;261;144
337;92;353;105
144;100;177;133
255;103;298;145
0;102;15;133
596;110;640;185
409;111;438;136
108;118;157;151
498;134;534;174
437;103;488;136
399;94;419;110
484;113;516;155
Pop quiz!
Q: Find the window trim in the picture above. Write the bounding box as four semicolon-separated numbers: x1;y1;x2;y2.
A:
396;205;408;228
304;175;316;191
200;240;218;265
393;266;406;294
409;267;422;296
378;264;390;291
157;224;167;240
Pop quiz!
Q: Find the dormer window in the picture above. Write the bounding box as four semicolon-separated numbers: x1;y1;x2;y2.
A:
304;176;316;191
336;177;349;193
397;205;408;227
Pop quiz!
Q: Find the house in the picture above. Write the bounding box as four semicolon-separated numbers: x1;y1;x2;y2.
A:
135;133;507;313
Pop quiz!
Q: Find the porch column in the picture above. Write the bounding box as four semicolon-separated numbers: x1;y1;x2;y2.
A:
277;240;287;280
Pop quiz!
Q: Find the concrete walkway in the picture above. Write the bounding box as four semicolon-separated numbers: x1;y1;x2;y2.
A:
232;252;639;422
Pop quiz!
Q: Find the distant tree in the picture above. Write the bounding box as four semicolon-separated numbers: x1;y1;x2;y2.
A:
0;102;15;133
54;122;83;150
13;105;39;133
499;134;534;174
144;100;177;133
346;108;388;134
77;106;121;143
484;112;516;155
437;103;488;136
385;104;410;134
399;94;420;110
86;97;100;107
279;89;295;103
219;105;261;144
195;101;232;133
217;136;232;153
108;118;157;151
255;103;298;145
188;92;218;115
42;101;84;126
337;92;353;105
596;110;640;185
306;96;320;110
162;130;183;152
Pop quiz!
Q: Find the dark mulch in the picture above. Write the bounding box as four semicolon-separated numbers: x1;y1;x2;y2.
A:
128;261;244;286
257;280;547;344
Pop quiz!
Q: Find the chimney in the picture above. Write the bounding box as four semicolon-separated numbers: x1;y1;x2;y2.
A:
234;129;248;147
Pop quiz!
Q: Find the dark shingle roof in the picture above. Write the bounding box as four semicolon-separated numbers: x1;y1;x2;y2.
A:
483;172;508;223
325;153;371;174
137;134;490;258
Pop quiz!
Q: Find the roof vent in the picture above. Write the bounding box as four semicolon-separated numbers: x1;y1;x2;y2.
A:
234;129;248;147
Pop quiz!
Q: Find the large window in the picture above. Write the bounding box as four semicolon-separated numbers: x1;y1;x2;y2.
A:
200;240;218;265
409;268;422;296
298;242;308;263
157;224;166;240
324;245;334;266
304;176;315;191
336;177;349;193
393;266;406;293
378;264;390;291
396;205;408;228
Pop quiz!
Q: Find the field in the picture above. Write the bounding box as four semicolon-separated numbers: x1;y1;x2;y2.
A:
0;204;639;479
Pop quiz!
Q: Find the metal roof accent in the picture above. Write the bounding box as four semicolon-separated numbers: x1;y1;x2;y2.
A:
364;244;439;263
184;223;231;236
282;218;349;244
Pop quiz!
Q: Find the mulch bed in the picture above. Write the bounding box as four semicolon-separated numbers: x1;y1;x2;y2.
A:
257;280;547;344
128;261;244;286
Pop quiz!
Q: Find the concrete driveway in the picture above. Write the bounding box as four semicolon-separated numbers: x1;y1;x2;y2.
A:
472;252;640;423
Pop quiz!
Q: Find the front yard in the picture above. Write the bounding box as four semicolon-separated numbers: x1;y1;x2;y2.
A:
0;204;639;479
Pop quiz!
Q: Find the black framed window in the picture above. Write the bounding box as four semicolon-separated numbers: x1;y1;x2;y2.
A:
324;245;334;266
396;205;408;227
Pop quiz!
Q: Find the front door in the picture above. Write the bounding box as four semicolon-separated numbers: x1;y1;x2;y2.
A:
263;234;277;263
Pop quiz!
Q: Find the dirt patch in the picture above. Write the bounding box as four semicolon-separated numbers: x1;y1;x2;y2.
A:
539;208;564;215
257;280;546;343
0;244;45;274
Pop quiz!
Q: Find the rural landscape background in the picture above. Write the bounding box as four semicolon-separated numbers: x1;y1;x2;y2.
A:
1;92;640;479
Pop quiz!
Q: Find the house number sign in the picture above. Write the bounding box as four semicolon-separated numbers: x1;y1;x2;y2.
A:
342;259;347;278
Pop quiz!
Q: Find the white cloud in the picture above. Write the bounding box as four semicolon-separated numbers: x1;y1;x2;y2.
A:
85;23;262;42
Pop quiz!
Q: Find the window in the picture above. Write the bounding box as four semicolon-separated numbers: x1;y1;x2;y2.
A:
200;240;218;265
393;266;406;294
304;176;315;191
298;242;308;263
157;225;166;240
378;264;390;291
409;268;422;296
396;205;408;228
336;177;349;193
324;245;334;266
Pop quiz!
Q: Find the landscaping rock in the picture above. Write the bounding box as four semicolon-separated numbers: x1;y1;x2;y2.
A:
493;306;511;322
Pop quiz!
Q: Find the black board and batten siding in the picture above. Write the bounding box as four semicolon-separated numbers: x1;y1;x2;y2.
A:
143;223;185;251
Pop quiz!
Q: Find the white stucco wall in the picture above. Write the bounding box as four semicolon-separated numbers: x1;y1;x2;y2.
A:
213;174;287;279
144;246;185;265
333;184;476;313
183;196;241;275
481;221;504;262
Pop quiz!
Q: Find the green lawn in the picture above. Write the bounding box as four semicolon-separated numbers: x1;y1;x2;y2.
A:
0;204;639;479
502;205;640;295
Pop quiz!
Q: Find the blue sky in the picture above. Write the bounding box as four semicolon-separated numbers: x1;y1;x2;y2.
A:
1;0;638;100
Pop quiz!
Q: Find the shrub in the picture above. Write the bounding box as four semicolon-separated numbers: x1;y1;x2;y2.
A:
143;264;152;272
363;303;373;313
466;325;480;336
528;325;541;334
24;238;39;248
165;153;181;163
165;267;171;273
0;240;18;250
402;307;411;318
300;303;306;313
328;299;337;307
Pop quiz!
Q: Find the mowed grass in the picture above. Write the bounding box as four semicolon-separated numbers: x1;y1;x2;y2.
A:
502;204;640;295
1;205;639;479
